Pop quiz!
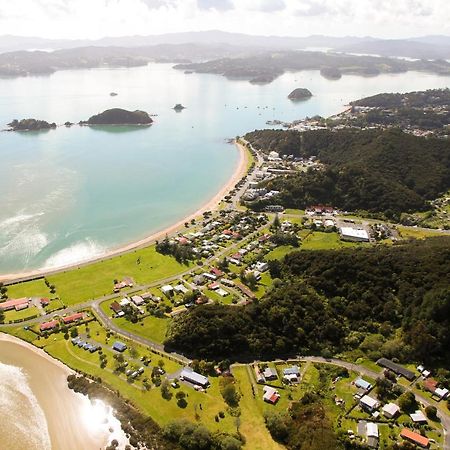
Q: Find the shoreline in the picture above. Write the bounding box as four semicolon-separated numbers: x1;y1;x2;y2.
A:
0;141;248;283
0;332;74;376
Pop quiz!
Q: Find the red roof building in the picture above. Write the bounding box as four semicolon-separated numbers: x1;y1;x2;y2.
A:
0;298;29;311
400;429;429;448
40;298;50;306
63;312;84;324
40;320;58;331
423;378;438;393
211;268;224;277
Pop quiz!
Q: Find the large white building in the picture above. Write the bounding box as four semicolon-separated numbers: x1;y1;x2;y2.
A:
340;227;370;243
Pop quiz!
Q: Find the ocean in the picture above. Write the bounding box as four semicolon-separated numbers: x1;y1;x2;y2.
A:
0;63;449;273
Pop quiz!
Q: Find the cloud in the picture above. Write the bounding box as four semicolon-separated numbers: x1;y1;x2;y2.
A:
294;0;327;16
197;0;234;10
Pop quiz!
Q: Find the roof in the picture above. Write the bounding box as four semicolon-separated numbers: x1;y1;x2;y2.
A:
355;378;372;390
40;320;58;331
423;378;438;392
435;387;449;398
0;298;29;309
161;285;174;292
110;301;122;312
377;358;415;380
400;428;429;447
410;410;427;423
360;395;379;409
113;341;127;351
366;422;378;438
283;366;300;376
180;368;209;386
63;312;83;323
382;403;400;416
340;227;369;240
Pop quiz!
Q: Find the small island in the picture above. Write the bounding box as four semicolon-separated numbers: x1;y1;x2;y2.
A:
109;92;118;97
7;118;56;131
288;88;313;101
173;104;186;111
81;108;153;125
320;66;342;80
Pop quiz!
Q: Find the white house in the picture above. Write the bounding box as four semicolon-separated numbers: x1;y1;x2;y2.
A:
382;403;400;419
360;395;380;412
340;227;370;243
131;295;144;306
410;410;427;424
263;386;280;404
161;285;174;296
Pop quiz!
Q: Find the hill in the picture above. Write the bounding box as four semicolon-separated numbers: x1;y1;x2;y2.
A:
244;128;450;217
84;109;153;125
165;237;450;367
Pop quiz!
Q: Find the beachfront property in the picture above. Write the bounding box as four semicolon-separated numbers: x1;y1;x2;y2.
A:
40;320;59;332
339;227;370;243
263;386;280;404
0;297;30;311
180;367;209;388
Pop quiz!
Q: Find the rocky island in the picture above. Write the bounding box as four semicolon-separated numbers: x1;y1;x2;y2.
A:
320;66;342;80
288;88;313;101
7;118;57;131
81;108;153;125
173;104;186;111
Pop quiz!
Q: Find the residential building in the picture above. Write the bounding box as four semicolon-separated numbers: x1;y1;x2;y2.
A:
355;378;372;391
410;410;427;424
180;367;209;388
263;367;278;381
340;227;370;243
62;312;84;324
161;285;174;296
360;395;380;412
112;342;127;352
263;386;280;404
131;295;144;306
377;358;415;381
400;429;429;448
0;298;29;311
382;403;400;419
40;320;58;332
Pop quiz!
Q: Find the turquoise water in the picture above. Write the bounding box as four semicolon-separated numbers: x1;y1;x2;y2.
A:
0;63;449;272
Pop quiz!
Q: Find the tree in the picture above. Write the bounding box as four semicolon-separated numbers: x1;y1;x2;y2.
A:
161;379;172;399
398;391;417;413
246;273;258;291
70;327;78;338
220;378;240;407
272;214;281;230
425;405;438;420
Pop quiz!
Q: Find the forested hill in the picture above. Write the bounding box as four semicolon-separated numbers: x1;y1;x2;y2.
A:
165;237;450;368
245;128;450;216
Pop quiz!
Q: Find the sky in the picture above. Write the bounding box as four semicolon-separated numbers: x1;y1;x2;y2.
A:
0;0;449;40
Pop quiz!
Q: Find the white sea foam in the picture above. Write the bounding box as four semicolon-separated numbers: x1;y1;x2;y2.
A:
43;239;106;269
0;362;51;450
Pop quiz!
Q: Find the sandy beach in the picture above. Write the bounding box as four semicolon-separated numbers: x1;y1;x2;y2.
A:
0;141;248;283
0;333;127;450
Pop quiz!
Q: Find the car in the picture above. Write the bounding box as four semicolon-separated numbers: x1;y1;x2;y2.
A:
138;367;144;374
171;382;178;388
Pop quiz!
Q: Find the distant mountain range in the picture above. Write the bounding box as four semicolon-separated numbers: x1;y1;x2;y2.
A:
1;31;450;60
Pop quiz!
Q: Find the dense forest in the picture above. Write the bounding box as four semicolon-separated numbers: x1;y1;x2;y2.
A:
244;128;450;216
165;238;450;369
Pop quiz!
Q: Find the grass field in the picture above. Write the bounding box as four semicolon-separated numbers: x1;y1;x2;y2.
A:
4;306;40;322
114;315;170;345
5;279;52;299
45;246;193;305
266;245;296;260
301;232;360;251
397;226;446;240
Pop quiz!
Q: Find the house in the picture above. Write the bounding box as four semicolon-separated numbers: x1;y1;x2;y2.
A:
114;277;133;292
15;302;29;311
423;378;439;393
40;320;58;332
221;279;235;287
410;410;427;424
400;429;429;448
382;403;400;419
283;366;300;383
340;227;370;243
263;367;278;381
376;358;415;381
365;422;379;448
435;387;449;400
131;295;145;306
0;298;29;311
216;288;229;297
208;282;220;290
180;367;209;388
255;261;269;272
360;395;380;413
40;298;50;307
263;386;280;404
203;273;217;281
110;301;123;314
355;378;372;391
174;284;189;295
236;283;256;299
254;365;265;383
112;341;127;352
193;275;206;285
119;298;131;307
161;285;174;296
211;268;224;278
63;312;84;324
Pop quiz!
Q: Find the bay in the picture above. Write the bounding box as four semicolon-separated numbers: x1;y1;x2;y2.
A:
0;63;449;272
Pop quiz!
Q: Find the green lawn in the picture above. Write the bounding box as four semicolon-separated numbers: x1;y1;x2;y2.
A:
4;306;40;322
266;245;296;260
114;315;170;345
47;245;193;305
5;279;52;299
301;232;360;251
397;226;446;240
